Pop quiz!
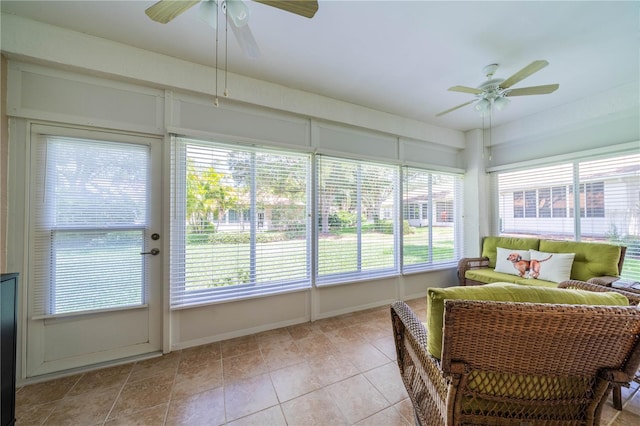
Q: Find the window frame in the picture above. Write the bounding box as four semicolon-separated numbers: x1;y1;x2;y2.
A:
315;155;400;286
169;135;465;307
170;137;312;309
494;152;640;281
29;129;157;319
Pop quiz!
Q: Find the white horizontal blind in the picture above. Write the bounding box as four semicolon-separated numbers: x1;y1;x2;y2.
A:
403;167;463;272
497;163;576;238
496;153;640;281
170;137;310;308
578;154;640;281
32;136;149;316
316;156;399;285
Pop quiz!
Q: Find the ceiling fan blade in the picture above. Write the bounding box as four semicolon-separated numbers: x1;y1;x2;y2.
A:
506;84;559;96
500;60;549;89
253;0;318;18
228;14;261;58
448;85;483;95
145;0;201;24
436;100;476;117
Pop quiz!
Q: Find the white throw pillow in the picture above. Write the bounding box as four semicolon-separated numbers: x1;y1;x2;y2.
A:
494;247;531;278
529;249;575;283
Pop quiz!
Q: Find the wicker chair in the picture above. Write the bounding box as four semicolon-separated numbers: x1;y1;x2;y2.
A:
558;279;640;411
390;298;640;425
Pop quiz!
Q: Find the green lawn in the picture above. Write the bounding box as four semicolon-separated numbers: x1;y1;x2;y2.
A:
185;227;457;289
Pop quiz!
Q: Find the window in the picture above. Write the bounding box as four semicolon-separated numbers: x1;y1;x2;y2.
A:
404;203;420;220
32;136;149;316
569;182;605;218
170;138;310;308
497;153;640;281
316;156;398;284
403;167;462;272
513;191;524;218
585;182;605;218
170;137;465;305
552;186;567;218
538;188;551;218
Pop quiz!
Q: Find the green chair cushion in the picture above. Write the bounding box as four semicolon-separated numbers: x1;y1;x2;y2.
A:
481;236;540;268
539;240;621;281
426;283;629;359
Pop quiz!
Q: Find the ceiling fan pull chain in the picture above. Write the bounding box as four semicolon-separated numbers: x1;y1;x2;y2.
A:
214;1;220;107
224;8;229;98
488;109;492;161
482;114;485;159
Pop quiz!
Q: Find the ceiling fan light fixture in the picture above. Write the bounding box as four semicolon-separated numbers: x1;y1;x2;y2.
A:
493;96;510;111
474;98;491;114
198;0;218;29
226;0;251;27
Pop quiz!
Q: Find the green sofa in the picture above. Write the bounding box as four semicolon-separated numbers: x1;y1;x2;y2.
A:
458;236;626;287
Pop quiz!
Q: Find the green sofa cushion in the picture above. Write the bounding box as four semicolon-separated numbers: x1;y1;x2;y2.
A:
539;240;621;281
465;268;558;287
481;236;540;268
426;283;629;359
512;277;557;288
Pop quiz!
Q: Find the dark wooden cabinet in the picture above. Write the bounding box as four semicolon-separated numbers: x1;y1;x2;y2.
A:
1;273;17;426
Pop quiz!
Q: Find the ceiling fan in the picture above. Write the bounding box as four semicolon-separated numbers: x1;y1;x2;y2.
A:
145;0;318;58
436;60;559;117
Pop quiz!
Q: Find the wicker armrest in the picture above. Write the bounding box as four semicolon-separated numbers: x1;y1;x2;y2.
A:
457;257;490;286
390;301;448;425
559;280;640;306
587;276;620;286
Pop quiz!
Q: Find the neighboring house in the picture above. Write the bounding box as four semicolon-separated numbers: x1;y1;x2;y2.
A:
215;196;306;232
381;189;455;228
499;164;640;238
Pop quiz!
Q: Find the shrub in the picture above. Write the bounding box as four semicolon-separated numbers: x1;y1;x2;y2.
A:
404;220;415;235
328;211;358;229
208;231;291;244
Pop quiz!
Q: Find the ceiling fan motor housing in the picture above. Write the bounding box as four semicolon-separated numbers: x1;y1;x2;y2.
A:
478;78;505;100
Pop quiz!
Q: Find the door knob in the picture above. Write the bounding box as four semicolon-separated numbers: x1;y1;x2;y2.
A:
140;248;160;256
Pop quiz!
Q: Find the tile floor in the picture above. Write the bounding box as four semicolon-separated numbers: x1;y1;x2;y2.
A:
14;297;640;425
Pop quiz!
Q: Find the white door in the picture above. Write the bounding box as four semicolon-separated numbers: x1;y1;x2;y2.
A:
26;124;162;377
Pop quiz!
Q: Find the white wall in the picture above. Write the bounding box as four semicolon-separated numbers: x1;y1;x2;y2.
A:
486;82;639;168
3;12;638;377
0;13;464;150
2;15;467;376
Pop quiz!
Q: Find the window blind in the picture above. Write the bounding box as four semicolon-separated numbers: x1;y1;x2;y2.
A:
32;137;149;316
316;156;399;285
498;163;575;238
402;167;463;273
496;153;640;281
578;154;640;280
170;137;311;308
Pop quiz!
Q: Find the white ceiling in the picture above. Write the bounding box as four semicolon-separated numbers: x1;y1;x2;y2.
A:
1;0;638;132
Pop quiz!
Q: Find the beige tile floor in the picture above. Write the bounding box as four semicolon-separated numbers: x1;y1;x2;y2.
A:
14;297;640;426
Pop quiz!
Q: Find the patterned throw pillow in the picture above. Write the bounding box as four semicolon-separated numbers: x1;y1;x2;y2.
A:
494;247;532;277
529;249;575;283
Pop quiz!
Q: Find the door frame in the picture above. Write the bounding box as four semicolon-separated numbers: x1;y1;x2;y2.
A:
18;122;165;378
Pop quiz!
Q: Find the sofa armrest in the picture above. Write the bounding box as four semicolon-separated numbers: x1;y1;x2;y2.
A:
559;280;640;306
457;257;490;286
588;276;620;287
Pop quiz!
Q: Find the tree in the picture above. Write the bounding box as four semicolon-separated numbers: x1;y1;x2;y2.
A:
186;162;237;233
